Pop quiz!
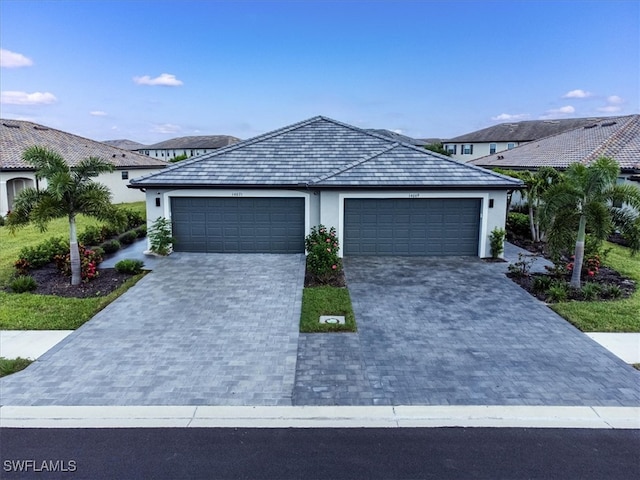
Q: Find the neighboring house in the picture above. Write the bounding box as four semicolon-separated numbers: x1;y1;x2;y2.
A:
471;114;640;186
444;116;628;162
135;135;241;160
102;139;146;150
364;129;429;147
0;119;168;215
130;116;521;258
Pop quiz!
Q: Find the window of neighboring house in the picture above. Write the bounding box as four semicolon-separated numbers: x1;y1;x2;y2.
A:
490;144;497;154
144;150;149;155
507;143;515;150
121;171;129;180
462;144;473;155
190;150;194;156
446;145;457;154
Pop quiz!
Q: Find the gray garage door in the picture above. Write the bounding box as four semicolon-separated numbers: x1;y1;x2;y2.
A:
344;198;480;256
171;197;305;253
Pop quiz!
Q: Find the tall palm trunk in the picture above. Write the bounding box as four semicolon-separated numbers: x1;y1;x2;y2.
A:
68;214;82;285
570;214;587;289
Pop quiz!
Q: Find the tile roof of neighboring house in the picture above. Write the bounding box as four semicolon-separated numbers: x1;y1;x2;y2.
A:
102;139;146;150
364;129;428;147
131;116;521;189
471;115;640;171
143;135;241;150
447;116;629;143
1;120;168;170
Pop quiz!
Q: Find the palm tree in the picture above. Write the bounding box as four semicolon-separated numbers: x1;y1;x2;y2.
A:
542;157;640;289
7;146;121;285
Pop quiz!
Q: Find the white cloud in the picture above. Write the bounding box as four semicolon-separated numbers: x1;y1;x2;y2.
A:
0;49;33;68
491;113;530;121
151;123;182;134
597;105;622;113
133;73;183;86
0;91;57;105
563;89;592;99
545;105;575;116
90;110;107;116
607;95;623;104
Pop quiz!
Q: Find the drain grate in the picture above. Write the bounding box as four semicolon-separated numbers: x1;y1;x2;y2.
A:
319;315;345;325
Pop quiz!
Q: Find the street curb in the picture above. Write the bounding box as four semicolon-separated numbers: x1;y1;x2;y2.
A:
1;405;638;429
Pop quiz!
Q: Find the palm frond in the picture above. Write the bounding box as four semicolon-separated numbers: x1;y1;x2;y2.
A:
21;146;68;180
72;157;115;181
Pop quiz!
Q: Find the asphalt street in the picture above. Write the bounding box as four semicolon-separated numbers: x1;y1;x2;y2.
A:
1;427;639;479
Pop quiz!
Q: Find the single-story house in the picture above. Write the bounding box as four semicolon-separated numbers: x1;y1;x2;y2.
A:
130;116;522;257
1;119;168;215
444;116;628;162
471;114;640;186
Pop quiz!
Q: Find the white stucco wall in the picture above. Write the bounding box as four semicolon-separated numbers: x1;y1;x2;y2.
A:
443;141;523;162
145;188;510;258
1;169;161;215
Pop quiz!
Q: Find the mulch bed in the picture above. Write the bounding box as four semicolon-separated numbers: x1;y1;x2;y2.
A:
12;264;134;298
507;236;636;302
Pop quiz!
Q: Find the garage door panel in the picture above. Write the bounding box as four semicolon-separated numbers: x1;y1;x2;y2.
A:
344;198;480;256
171;197;304;253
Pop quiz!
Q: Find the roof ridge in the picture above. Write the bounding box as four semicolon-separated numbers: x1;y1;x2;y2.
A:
583;115;638;164
310;143;399;184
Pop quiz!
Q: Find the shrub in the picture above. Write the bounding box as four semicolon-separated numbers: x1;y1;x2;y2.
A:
507;253;536;278
17;237;69;270
581;282;601;301
506;212;530;238
148;217;174;255
0;214;5;227
115;259;144;275
121;208;145;230
101;239;121;254
78;225;105;246
489;227;506;259
119;230;138;245
100;223;121;240
135;224;147;238
305;225;342;284
532;275;552;293
546;280;569;302
10;275;37;293
54;245;103;282
602;284;622;299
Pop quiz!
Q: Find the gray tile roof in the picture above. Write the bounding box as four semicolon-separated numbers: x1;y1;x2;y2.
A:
131;117;521;189
471;115;640;171
1;120;168;170
143;135;241;150
364;129;428;147
447;116;628;143
102;139;146;150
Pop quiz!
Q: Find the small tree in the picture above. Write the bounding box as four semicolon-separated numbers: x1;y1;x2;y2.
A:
148;217;175;255
489;227;506;259
7;146;121;285
542;157;640;288
424;142;451;156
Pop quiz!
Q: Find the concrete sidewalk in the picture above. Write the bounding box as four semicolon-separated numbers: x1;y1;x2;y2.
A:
1;405;638;429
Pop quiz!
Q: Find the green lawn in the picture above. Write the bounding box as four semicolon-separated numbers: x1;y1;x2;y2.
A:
0;357;33;377
0;202;146;330
551;242;640;332
300;287;356;333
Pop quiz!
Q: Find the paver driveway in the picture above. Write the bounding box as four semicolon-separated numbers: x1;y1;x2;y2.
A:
0;254;305;406
294;256;640;406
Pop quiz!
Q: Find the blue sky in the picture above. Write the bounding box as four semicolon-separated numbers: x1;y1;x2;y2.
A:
1;0;638;144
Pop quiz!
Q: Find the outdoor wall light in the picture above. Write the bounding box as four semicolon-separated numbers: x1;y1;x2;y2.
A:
155;197;161;207
489;199;494;208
